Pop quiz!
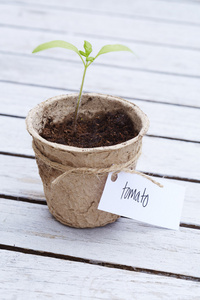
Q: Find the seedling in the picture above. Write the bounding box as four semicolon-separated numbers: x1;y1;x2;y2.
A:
32;40;133;131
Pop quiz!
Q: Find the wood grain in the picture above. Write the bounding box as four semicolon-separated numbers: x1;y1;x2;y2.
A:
1;2;200;49
0;155;45;200
17;0;200;25
1;53;200;107
0;152;200;227
1;26;200;77
1;116;199;180
1;84;200;143
0;198;200;278
1;249;200;300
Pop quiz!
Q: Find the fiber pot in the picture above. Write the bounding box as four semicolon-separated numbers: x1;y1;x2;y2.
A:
26;93;149;228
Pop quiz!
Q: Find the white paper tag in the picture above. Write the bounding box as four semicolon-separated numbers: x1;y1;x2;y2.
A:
98;172;185;230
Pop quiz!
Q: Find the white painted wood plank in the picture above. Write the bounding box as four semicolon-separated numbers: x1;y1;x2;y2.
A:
1;53;200;107
1;116;199;180
1;249;200;300
0;3;200;49
1;26;200;77
180;180;200;226
1;83;200;142
0;155;45;200
19;0;200;24
0;116;31;155
0;199;200;277
0;154;199;226
0;82;68;117
139;137;200;180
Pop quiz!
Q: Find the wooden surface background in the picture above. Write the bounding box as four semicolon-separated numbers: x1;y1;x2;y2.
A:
0;0;200;299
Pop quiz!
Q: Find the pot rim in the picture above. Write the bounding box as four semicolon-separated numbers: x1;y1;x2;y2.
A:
26;93;149;153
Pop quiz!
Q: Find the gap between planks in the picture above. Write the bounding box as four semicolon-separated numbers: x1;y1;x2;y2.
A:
2;0;200;28
0;80;200;110
1;22;200;53
1;115;200;144
1;25;200;80
0;151;200;184
1;3;200;52
1;197;199;277
0;243;200;283
1;102;200;143
1;50;200;106
1;49;200;81
1;193;200;231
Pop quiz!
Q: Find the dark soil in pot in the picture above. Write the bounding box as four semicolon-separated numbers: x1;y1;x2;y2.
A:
41;109;138;148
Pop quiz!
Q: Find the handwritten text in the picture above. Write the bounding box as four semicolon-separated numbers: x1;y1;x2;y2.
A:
121;181;149;207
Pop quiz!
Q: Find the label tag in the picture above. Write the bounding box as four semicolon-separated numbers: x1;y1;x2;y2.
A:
98;173;185;230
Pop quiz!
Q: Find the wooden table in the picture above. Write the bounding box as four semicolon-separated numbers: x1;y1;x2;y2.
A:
1;0;200;298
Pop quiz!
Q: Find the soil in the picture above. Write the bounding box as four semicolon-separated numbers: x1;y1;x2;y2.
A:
41;110;138;148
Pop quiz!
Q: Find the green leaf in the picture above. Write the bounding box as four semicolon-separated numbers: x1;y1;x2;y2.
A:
96;44;133;58
32;40;80;55
79;50;87;57
84;40;92;57
86;56;95;62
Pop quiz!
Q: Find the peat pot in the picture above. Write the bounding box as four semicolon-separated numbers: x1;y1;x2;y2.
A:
26;93;149;228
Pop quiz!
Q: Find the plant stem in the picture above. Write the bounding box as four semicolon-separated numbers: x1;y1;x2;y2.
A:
73;63;88;133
